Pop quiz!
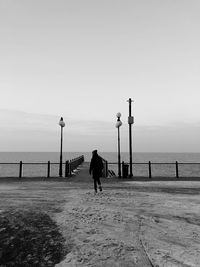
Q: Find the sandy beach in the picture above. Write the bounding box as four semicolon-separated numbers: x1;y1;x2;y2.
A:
0;162;200;266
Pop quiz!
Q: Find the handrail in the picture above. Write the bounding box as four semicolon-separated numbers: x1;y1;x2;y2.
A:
106;161;200;179
100;156;108;178
1;159;200;179
68;155;85;176
0;155;84;178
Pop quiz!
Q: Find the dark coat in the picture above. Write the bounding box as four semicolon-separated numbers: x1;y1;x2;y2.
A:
89;154;103;178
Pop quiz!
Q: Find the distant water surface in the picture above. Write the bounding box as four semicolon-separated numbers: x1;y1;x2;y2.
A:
1;151;200;163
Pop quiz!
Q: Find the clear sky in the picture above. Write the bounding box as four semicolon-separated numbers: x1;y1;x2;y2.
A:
0;0;200;152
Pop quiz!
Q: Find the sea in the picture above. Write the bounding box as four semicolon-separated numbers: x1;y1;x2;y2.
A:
0;152;200;178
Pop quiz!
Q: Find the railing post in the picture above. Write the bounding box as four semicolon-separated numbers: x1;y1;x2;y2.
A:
65;160;69;177
176;161;179;178
105;161;108;177
71;160;73;173
69;160;71;176
47;161;50;178
101;160;106;178
19;161;23;178
122;161;124;178
148;161;152;178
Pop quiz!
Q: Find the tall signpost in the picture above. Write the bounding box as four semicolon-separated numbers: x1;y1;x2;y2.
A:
127;98;134;177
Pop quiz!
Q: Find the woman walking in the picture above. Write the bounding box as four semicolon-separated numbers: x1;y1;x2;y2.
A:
89;150;103;193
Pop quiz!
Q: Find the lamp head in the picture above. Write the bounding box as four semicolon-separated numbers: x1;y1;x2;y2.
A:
116;112;121;119
115;120;122;128
59;117;65;127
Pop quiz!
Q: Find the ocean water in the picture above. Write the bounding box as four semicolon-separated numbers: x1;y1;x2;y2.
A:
0;152;200;178
102;152;200;178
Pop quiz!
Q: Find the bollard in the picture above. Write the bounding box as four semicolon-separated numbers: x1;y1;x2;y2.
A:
122;162;129;178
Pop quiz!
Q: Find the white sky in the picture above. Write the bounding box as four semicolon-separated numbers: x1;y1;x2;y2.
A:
0;0;200;152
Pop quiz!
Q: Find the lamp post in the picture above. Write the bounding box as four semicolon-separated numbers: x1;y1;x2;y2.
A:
116;112;122;178
59;117;65;177
127;98;134;177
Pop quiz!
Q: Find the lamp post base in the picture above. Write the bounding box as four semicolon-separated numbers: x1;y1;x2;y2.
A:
59;160;62;177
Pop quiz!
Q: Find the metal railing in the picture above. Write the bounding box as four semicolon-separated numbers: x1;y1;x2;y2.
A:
2;157;200;179
0;155;84;178
106;161;200;178
101;157;108;178
67;155;85;176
